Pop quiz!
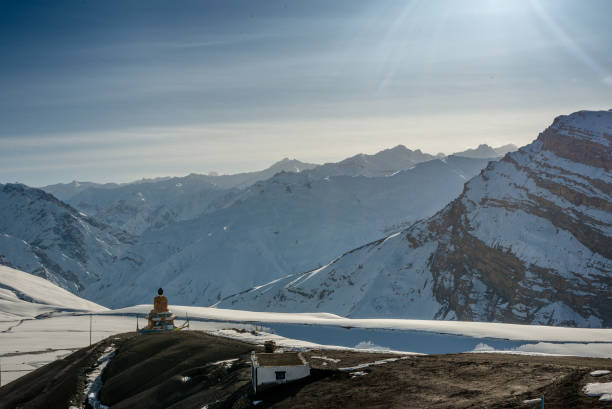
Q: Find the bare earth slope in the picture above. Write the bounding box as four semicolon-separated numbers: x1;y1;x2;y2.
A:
268;351;612;409
219;110;612;327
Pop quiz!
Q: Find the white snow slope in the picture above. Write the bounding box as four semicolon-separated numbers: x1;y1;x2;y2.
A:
0;265;106;319
219;110;612;327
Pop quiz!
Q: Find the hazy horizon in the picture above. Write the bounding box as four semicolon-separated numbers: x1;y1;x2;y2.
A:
14;139;519;187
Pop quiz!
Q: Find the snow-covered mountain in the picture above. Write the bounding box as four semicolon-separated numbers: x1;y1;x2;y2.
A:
218;110;612;328
89;156;492;308
47;148;435;235
39;148;442;236
0;184;139;294
43;159;318;200
64;175;238;235
47;159;317;235
0;265;106;319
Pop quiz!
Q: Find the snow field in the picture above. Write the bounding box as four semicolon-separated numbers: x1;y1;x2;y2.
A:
110;305;612;343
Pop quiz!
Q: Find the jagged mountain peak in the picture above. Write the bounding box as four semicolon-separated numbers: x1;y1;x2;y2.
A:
549;109;612;144
536;110;611;170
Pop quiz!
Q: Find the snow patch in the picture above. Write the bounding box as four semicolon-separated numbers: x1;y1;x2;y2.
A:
311;355;341;363
82;345;115;409
354;340;391;352
583;382;612;401
522;397;543;405
212;358;238;368
339;356;410;372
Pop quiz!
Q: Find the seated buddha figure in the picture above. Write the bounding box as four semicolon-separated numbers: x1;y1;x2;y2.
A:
153;287;169;313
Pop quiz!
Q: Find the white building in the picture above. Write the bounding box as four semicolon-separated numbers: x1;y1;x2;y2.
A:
251;351;310;393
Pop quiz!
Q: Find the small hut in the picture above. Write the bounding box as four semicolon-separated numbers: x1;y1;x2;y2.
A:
251;351;310;393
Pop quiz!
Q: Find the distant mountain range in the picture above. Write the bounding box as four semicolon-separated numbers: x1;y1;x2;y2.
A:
1;144;494;308
218;110;611;327
40;145;507;236
42;144;512;202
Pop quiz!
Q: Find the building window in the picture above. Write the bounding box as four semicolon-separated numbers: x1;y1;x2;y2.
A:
275;371;286;380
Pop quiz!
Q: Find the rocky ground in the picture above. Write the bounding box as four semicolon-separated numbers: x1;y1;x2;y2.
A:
271;350;612;408
0;331;610;408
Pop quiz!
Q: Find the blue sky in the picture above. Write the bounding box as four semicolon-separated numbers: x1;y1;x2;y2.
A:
1;0;611;186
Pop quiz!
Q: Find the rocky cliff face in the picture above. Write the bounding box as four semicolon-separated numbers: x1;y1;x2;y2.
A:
219;110;612;327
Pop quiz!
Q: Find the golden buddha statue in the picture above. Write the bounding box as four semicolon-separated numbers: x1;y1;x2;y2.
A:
142;287;178;333
153;287;169;313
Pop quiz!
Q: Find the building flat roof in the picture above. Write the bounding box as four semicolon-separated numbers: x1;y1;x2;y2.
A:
254;352;306;367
